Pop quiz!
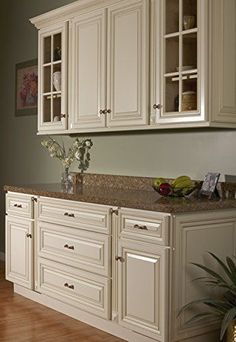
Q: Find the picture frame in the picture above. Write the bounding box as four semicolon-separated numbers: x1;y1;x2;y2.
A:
199;172;221;199
15;59;38;117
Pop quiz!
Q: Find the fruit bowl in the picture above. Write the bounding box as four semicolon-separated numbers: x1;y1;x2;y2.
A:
152;176;196;198
152;185;195;197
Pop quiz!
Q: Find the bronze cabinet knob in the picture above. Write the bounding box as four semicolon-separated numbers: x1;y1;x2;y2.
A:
153;104;161;110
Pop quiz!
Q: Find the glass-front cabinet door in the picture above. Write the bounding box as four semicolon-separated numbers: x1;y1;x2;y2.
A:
151;0;207;125
38;22;68;133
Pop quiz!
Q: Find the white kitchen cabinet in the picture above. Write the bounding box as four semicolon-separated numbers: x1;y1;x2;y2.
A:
6;216;33;289
38;22;68;133
151;0;236;128
70;9;107;130
150;0;208;125
31;0;236;133
70;0;149;130
117;238;169;341
5;190;235;342
172;212;236;342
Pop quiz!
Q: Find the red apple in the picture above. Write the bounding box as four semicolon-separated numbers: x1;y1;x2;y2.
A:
159;183;172;196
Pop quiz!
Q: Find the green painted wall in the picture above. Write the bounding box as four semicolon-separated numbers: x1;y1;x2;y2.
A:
0;0;236;253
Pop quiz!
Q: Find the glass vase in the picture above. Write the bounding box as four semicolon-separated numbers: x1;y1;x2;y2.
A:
61;168;73;189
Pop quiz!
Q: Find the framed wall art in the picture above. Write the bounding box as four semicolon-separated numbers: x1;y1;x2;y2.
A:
15;59;38;117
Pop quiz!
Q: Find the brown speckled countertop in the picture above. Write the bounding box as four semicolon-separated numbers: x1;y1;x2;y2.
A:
4;182;236;214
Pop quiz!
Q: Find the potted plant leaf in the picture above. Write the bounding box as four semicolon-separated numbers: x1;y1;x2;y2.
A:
179;252;236;341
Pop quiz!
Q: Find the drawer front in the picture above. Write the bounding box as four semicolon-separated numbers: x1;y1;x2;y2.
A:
119;208;170;245
38;198;111;234
6;193;33;219
37;258;111;319
37;221;111;277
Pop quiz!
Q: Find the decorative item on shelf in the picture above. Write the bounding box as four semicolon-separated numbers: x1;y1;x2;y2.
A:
54;46;61;61
183;15;195;30
179;252;236;342
41;137;93;190
182;91;197;111
53;71;61;91
153;175;196;197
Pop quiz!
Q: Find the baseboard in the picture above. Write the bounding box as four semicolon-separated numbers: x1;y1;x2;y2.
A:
0;252;5;261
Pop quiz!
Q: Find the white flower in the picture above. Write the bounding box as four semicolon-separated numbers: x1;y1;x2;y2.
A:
85;140;92;147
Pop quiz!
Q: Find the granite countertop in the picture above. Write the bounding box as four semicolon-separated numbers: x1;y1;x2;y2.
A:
4;183;236;214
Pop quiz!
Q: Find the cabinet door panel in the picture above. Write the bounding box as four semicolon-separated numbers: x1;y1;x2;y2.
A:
173;213;236;340
70;9;106;129
38;22;68;133
118;239;169;341
211;0;236;123
6;216;33;289
107;0;149;127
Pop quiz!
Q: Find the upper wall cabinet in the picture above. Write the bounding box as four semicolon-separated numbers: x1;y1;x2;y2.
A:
31;0;236;134
150;0;207;125
70;0;149;131
38;22;68;133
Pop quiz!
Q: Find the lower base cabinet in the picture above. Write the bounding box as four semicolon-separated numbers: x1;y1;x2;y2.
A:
5;192;236;342
6;215;33;290
118;239;169;341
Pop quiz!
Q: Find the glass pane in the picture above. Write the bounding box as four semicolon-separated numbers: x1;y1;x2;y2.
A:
166;0;179;34
183;0;197;31
182;78;197;111
53;96;62;122
43;66;51;93
165;77;179;113
43;96;51;122
44;36;51;64
183;33;197;70
53;33;62;62
52;64;62;92
165;36;179;73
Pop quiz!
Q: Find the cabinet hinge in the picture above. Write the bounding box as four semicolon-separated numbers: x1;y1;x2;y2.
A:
110;208;119;216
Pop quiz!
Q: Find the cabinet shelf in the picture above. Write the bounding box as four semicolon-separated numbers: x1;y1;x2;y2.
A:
43;60;62;67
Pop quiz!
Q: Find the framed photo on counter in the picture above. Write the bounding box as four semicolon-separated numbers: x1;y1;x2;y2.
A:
199;172;220;199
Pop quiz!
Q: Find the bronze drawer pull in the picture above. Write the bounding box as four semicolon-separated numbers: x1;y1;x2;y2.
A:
14;204;22;208
115;256;125;263
64;244;75;250
134;224;148;230
64;283;74;290
64;212;75;218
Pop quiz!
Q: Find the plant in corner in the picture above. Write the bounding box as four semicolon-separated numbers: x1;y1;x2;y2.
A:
179;252;236;341
41;136;93;185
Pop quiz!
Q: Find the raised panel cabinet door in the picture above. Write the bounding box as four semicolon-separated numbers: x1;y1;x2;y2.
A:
173;212;236;341
118;239;169;341
107;0;149;127
211;0;236;124
6;216;33;289
38;22;68;133
70;9;106;130
151;0;208;125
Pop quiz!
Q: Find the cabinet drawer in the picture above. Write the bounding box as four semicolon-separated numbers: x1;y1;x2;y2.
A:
6;193;33;219
37;258;111;320
37;221;111;277
119;208;170;245
37;198;111;234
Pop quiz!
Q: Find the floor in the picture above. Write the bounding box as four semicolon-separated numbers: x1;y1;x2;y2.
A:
0;262;125;342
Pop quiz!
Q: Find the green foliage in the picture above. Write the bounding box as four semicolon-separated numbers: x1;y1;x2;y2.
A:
41;137;93;172
179;252;236;340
